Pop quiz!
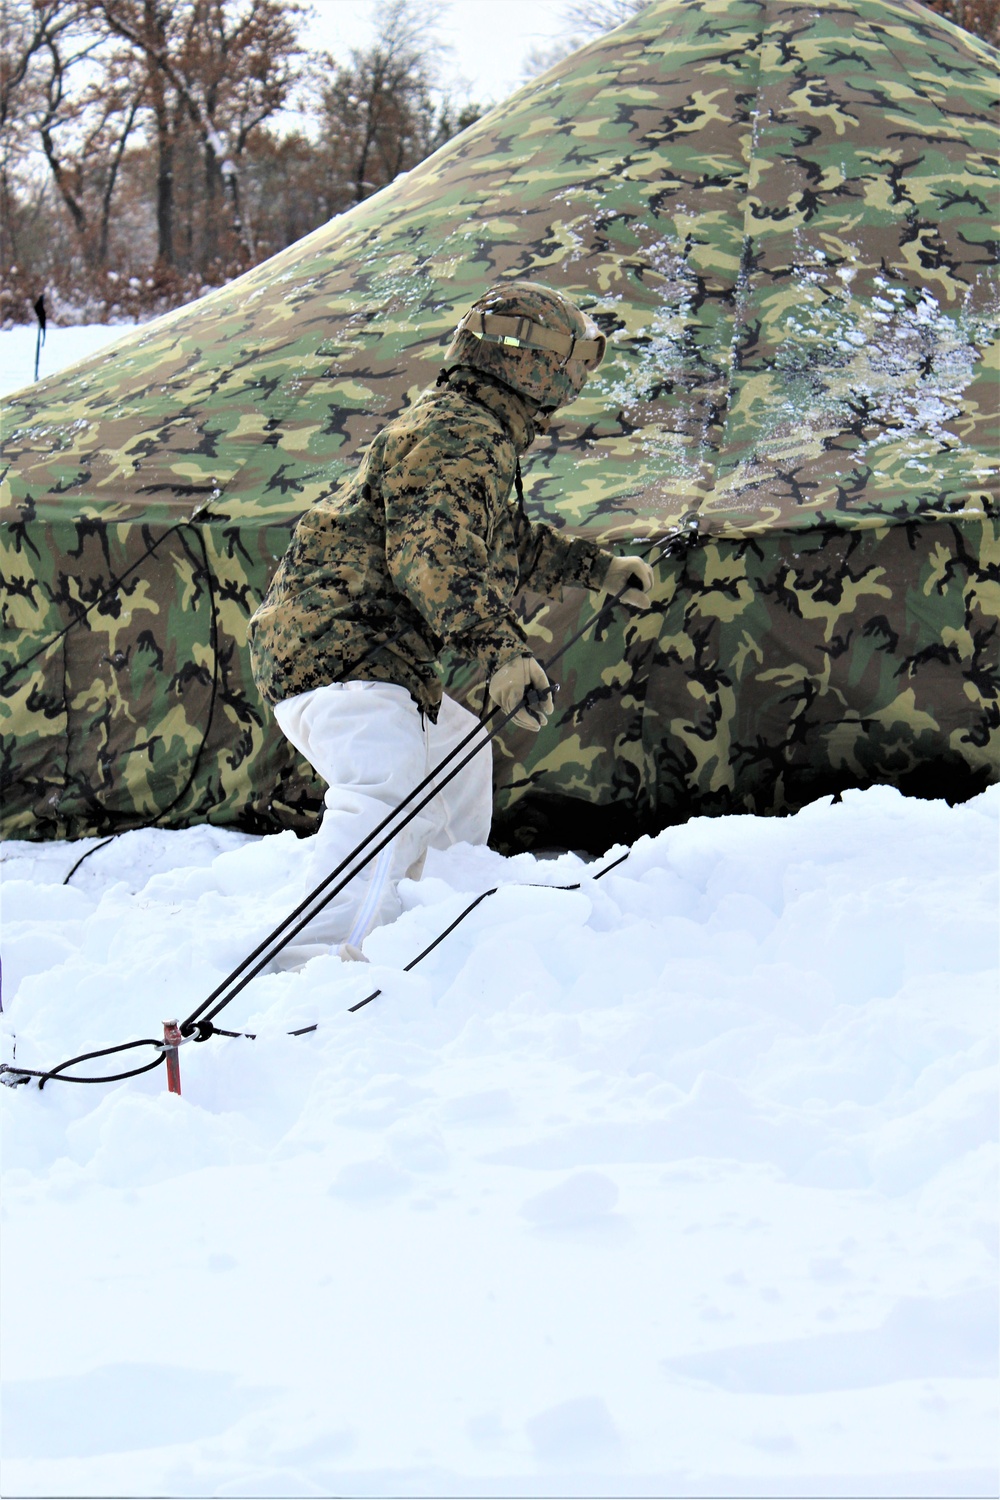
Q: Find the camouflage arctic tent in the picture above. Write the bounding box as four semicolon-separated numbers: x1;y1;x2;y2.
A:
2;0;998;851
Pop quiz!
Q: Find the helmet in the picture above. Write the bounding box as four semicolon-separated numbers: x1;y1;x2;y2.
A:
443;281;607;411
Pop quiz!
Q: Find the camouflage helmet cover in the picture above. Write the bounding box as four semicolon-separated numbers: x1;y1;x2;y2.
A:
443;280;607;410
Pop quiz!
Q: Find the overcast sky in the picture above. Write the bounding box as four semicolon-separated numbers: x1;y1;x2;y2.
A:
302;0;573;107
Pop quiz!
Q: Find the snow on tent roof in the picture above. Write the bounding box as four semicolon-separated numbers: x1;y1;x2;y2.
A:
2;0;998;847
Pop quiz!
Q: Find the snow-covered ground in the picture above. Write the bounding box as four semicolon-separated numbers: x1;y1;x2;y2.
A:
2;322;998;1494
2;785;997;1498
1;322;138;399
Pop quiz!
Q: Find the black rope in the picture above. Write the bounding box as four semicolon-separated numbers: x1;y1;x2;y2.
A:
212;846;635;1025
348;850;629;1013
61;607;407;887
44;561;660;1075
0;812;634;1085
197;708;529;1027
62;836;116;886
0;515;206;889
3;546;657;1086
0;520;194;693
180;565;653;1035
168;848;633;1032
61;522;224;885
0;1037;166;1089
348;886;498;1013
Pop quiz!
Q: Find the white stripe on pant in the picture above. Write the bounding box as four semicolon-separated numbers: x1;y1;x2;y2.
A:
272;680;494;964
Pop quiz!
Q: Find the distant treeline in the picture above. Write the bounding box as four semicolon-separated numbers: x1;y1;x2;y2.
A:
2;0;994;325
1;0;480;323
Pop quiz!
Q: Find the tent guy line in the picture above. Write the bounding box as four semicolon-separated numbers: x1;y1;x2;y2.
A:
0;850;633;1091
180;549;663;1036
0;505;211;692
5;515;227;882
58;609;415;888
0;560;657;1092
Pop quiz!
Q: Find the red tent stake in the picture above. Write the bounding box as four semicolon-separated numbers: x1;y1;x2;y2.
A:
162;1020;182;1094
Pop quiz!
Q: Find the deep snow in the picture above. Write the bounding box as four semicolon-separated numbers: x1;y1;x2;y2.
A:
2;323;998;1495
1;784;997;1498
0;322;140;399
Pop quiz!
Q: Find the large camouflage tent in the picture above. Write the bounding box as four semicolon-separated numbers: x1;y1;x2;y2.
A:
2;0;998;851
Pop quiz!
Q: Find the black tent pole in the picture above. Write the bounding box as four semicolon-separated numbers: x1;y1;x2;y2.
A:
33;294;46;381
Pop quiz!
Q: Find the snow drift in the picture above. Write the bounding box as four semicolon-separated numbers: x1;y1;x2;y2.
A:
1;784;996;1496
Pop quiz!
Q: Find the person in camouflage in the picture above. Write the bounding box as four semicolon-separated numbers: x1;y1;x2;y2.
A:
248;281;653;964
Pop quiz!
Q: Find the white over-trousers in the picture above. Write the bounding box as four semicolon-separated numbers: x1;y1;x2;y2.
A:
273;680;493;961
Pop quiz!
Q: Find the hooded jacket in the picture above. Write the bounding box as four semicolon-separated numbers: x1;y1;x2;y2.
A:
248;368;613;720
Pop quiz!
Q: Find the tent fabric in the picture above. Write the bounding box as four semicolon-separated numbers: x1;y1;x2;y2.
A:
1;0;997;846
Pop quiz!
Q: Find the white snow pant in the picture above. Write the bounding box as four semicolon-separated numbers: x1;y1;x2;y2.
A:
273;680;493;959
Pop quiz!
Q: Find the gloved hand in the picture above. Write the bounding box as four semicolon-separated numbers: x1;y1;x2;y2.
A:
602;554;655;610
488;655;554;732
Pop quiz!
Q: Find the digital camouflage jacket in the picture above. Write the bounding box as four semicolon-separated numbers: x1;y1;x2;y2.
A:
247;369;614;719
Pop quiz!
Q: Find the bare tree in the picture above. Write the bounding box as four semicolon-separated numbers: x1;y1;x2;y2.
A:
87;0;306;264
523;0;650;77
0;0;481;320
1;0;65;131
315;0;459;212
36;26;144;265
560;0;652;30
141;0;181;268
1;0;143;269
1;0;73;264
